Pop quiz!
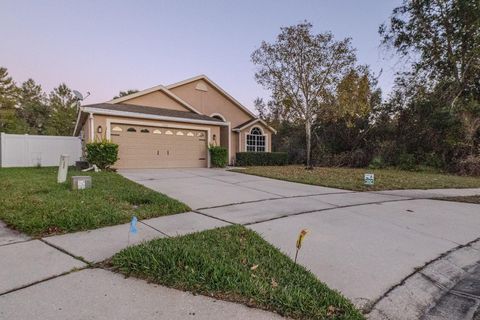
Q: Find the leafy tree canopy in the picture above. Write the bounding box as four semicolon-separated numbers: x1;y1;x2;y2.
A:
380;0;480;107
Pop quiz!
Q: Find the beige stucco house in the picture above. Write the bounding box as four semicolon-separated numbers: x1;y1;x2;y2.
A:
73;75;276;169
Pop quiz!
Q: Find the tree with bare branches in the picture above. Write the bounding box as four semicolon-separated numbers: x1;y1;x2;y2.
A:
251;22;356;168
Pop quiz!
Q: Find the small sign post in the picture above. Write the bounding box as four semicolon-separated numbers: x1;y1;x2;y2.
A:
57;154;69;183
127;216;138;246
71;176;92;190
364;173;375;186
294;229;308;264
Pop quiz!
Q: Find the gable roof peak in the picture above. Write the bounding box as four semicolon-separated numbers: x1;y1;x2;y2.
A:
107;84;202;115
166;75;257;118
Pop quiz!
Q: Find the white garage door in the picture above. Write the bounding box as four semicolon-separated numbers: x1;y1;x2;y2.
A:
111;124;208;169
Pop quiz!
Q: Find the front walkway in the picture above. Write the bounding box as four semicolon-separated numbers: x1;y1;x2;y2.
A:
1;168;480;319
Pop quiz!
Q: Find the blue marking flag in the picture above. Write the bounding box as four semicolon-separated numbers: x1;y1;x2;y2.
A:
130;216;138;234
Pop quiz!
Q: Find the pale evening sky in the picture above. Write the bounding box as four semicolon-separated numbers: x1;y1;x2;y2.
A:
1;0;402;112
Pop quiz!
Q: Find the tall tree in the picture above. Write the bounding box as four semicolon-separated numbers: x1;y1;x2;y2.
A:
333;67;379;126
45;83;78;136
0;67;27;133
379;0;480;108
113;89;139;99
251;22;356;168
17;79;50;134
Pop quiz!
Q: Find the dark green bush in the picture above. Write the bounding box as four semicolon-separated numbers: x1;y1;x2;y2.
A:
236;152;288;166
209;146;228;167
369;156;385;169
375;141;398;165
86;140;119;169
398;153;416;171
423;152;444;169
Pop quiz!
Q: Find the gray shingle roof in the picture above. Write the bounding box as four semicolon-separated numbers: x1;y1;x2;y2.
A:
233;119;258;129
83;103;224;123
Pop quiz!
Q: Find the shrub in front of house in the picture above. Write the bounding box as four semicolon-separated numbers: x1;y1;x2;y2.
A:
86;140;119;170
236;152;288;166
209;146;228;167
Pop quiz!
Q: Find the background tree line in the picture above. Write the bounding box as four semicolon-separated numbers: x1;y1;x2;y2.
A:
253;0;480;175
0;67;78;136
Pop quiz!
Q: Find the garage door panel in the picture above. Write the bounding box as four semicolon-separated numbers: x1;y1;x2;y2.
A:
111;124;208;169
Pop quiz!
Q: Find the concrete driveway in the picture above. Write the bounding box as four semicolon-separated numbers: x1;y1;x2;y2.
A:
119;168;348;209
121;168;480;318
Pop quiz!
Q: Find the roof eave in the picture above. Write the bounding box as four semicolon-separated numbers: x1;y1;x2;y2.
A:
233;118;277;134
82;107;228;127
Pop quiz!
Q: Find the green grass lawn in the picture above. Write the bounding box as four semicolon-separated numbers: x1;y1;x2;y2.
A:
0;167;189;236
232;165;480;191
111;225;363;320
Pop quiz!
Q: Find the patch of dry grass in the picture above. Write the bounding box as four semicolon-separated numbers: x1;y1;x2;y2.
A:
232;166;480;191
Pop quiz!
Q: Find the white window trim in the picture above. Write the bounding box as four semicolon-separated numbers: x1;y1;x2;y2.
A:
209;113;226;122
244;126;267;152
106;118;212;168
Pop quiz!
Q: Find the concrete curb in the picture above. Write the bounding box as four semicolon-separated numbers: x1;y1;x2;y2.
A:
367;239;480;319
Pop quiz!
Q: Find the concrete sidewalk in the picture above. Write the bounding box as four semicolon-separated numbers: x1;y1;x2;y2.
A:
0;221;29;246
0;218;280;320
44;212;229;263
0;268;282;320
0;239;85;294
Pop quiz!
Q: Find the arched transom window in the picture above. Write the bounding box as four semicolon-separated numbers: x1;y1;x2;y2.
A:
246;127;266;152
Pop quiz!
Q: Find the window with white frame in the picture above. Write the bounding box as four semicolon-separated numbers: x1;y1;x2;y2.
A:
246;127;266;152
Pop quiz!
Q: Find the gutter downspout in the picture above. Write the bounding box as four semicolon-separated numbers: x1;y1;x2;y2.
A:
88;113;94;142
72;108;82;136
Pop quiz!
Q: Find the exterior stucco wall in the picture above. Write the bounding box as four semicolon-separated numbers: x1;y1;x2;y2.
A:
169;80;253;128
169;80;256;164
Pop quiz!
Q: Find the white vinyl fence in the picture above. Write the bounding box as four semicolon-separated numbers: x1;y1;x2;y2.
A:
0;133;82;168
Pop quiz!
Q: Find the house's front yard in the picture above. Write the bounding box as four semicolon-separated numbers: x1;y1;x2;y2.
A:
233;165;480;191
0;167;189;237
111;225;364;320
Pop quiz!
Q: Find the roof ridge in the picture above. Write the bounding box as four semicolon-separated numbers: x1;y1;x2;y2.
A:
107;85;202;115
